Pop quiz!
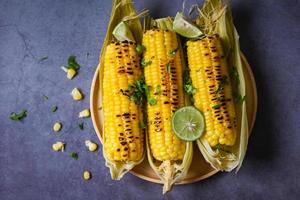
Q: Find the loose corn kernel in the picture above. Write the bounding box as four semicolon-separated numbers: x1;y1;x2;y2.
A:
71;88;83;101
52;141;65;151
79;109;90;118
61;66;77;79
67;68;77;79
85;140;98;152
83;170;91;180
53;122;62;132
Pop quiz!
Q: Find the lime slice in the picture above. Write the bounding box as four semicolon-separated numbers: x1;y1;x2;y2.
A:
112;21;135;42
173;12;203;38
172;106;205;141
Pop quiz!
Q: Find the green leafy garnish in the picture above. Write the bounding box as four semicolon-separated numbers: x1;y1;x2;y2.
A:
215;75;228;94
10;110;27;121
148;97;157;106
67;55;80;71
70;152;78;160
166;63;171;73
139;121;146;129
51;106;58;112
234;94;246;105
79;122;84;130
38;56;48;62
169;47;179;55
136;44;145;55
141;58;152;68
212;104;221;109
183;70;197;95
155;85;161;95
230;67;239;84
43;95;49;100
123;77;149;105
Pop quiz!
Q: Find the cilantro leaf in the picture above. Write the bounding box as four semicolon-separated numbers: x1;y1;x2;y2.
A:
155;85;161;95
51;106;58;112
148;97;157;106
230;67;239;84
79;122;84;130
10;110;27;121
141;58;152;68
38;56;48;62
67;55;80;71
136;44;145;55
70;152;78;160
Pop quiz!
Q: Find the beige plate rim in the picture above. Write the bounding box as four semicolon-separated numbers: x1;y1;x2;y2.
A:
90;53;257;185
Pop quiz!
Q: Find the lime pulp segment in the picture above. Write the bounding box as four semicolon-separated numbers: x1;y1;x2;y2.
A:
173;12;203;38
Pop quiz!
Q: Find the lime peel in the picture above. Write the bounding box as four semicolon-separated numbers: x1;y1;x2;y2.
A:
112;21;135;42
173;12;203;38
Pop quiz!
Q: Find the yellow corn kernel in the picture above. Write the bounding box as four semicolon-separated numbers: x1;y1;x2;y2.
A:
52;141;65;151
79;109;90;118
71;88;83;101
83;170;91;180
142;29;185;161
186;35;237;147
85;140;98;152
53;122;62;132
67;68;77;79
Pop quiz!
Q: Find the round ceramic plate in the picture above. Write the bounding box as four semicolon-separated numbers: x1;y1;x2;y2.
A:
90;54;257;184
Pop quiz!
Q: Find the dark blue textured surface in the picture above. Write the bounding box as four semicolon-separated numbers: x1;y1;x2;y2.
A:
0;0;299;199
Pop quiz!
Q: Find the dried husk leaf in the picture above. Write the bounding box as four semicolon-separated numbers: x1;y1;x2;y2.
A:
98;0;145;180
145;17;193;194
196;0;249;171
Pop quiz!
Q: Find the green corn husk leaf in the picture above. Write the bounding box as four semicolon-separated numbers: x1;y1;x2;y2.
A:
195;0;249;172
145;17;193;194
98;0;145;180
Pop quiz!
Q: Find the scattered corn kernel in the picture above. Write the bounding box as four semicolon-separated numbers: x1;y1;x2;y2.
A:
61;66;77;80
53;122;62;132
71;88;83;101
85;140;98;152
52;141;65;151
67;68;77;79
83;170;91;180
79;109;90;118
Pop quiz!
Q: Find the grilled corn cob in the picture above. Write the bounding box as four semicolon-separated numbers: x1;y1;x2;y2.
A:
143;29;186;161
102;41;144;169
187;34;237;147
143;28;192;193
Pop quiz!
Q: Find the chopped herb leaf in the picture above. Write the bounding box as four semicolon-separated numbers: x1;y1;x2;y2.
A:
139;121;146;129
123;77;149;105
212;104;221;109
86;52;90;58
155;85;161;95
169;47;179;55
43;95;49;100
70;152;78;160
166;63;171;73
230;67;239;84
141;58;152;68
67;55;80;71
184;84;197;95
136;44;145;55
10;109;27;121
51;106;58;112
38;56;48;62
215;76;228;94
234;94;246;105
148;97;157;106
79;122;84;130
183;70;197;95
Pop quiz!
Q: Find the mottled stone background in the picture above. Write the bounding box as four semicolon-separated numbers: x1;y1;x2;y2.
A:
0;0;299;199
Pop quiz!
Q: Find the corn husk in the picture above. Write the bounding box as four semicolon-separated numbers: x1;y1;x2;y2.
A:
98;0;145;180
195;0;249;171
145;17;193;194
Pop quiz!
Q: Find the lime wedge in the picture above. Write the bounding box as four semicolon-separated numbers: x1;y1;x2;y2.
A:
173;12;203;38
172;106;205;141
112;21;135;42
